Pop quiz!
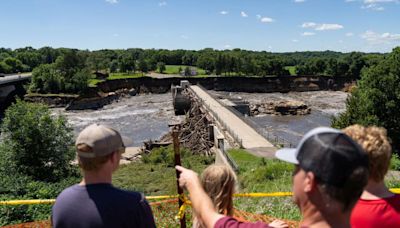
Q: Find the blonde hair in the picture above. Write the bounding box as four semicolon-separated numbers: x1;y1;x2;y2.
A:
343;124;392;182
76;144;113;171
200;165;237;216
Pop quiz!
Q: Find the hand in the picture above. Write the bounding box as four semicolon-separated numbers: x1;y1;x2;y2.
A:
175;165;201;190
269;220;288;228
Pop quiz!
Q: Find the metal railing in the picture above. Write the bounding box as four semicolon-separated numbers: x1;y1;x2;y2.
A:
188;85;243;148
218;139;239;172
196;85;293;148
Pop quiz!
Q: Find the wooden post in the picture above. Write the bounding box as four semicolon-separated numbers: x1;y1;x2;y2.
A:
172;126;186;228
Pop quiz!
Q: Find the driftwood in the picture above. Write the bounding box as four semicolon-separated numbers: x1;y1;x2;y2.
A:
152;92;214;156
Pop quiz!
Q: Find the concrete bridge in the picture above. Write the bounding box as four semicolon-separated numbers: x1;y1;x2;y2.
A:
174;82;278;162
0;73;31;113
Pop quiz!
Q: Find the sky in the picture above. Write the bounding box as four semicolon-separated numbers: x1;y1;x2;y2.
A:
1;0;399;53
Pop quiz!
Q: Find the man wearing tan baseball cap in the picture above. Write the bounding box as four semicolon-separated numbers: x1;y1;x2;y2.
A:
52;124;156;228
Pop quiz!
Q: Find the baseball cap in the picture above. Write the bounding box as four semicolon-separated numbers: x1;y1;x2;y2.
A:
75;124;126;158
275;127;368;187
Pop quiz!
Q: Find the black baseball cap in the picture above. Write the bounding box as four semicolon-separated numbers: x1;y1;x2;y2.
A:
275;127;368;187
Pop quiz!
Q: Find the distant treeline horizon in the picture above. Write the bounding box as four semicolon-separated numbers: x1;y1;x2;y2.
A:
1;45;396;94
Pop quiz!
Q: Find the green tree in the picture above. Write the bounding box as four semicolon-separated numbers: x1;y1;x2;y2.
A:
157;62;166;73
3;57;24;73
184;66;191;76
0;100;75;182
196;54;215;74
29;64;62;93
332;47;400;152
138;58;148;75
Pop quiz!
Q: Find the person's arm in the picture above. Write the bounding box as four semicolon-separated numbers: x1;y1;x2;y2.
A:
176;165;224;228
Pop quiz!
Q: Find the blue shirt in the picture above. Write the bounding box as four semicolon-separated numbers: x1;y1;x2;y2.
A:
52;184;156;228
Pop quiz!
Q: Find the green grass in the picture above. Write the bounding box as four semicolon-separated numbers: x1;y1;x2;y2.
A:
88;73;144;87
113;146;214;196
284;66;297;76
88;79;104;87
108;72;144;79
160;65;207;75
228;149;300;221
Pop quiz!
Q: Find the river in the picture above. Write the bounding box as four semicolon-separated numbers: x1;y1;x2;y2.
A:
211;90;348;147
51;93;181;147
51;91;348;148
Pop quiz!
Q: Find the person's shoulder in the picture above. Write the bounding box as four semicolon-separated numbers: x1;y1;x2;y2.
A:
215;216;270;228
393;193;400;200
110;186;145;202
56;184;81;199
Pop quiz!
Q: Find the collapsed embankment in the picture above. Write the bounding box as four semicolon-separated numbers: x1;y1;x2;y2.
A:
95;75;353;93
25;76;354;110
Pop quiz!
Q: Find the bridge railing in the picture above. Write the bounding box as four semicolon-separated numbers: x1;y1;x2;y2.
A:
188;85;243;148
195;84;293;148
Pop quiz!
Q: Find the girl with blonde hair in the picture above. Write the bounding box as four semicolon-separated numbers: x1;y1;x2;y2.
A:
193;164;237;228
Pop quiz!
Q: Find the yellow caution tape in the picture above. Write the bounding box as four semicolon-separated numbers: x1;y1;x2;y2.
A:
146;195;179;200
234;192;293;197
1;189;399;205
391;188;400;194
0;199;55;205
175;194;191;220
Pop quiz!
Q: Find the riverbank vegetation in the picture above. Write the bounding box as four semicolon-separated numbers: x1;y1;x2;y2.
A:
332;47;400;153
0;100;80;225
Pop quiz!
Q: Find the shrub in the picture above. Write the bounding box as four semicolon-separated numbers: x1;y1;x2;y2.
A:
390;153;400;171
0;100;76;182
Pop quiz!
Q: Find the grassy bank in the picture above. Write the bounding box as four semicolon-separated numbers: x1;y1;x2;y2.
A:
228;149;300;221
88;72;144;87
114;146;214;195
161;65;207;75
284;66;296;76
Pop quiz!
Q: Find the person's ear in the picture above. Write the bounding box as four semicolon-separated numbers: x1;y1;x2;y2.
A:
110;151;119;163
304;171;316;193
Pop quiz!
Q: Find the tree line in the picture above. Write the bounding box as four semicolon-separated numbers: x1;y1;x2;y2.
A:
0;46;388;94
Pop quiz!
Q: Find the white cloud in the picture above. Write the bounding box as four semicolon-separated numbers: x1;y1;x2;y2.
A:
346;0;399;11
315;24;344;31
105;0;118;4
302;32;315;36
301;22;343;31
361;30;400;44
241;11;248;17
292;39;299;42
180;35;188;39
260;17;274;23
294;0;306;2
302;22;317;28
364;0;398;3
113;33;119;37
362;3;385;10
224;44;231;49
220;11;228;15
346;32;354;37
256;14;262;19
159;1;167;7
